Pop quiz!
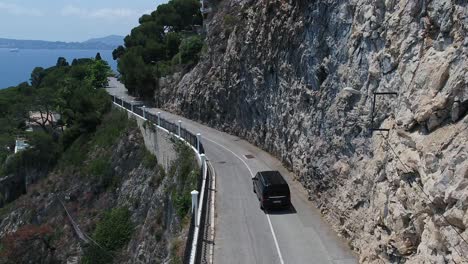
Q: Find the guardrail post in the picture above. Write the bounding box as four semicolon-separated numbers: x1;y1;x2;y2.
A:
142;106;146;119
178;120;182;137
157;112;161;126
191;190;199;226
120;98;124;107
112;95;115;102
197;133;201;153
131;103;134;112
200;154;206;174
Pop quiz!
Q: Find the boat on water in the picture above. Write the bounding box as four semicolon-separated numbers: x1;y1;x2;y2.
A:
9;48;19;52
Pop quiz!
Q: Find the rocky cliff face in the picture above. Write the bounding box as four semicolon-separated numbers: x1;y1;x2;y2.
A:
160;0;468;262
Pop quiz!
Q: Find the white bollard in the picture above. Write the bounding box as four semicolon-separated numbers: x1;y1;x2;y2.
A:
131;103;134;112
200;154;206;172
197;133;201;153
120;98;124;107
178;120;182;137
142;106;146;119
191;190;199;226
157;112;161;126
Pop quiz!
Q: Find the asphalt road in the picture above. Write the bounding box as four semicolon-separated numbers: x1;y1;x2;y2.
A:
107;78;357;264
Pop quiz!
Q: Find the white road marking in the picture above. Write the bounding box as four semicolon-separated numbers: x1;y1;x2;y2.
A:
204;137;285;264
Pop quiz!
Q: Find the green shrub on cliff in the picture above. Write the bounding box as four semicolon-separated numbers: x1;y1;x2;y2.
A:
143;149;158;169
170;141;199;218
83;207;134;264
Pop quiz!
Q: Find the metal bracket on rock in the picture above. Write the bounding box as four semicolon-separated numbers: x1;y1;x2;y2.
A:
370;92;398;134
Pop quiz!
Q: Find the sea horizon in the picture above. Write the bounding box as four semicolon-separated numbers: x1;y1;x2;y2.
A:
0;48;117;89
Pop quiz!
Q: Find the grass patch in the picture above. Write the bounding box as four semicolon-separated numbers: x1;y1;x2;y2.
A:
170;237;184;264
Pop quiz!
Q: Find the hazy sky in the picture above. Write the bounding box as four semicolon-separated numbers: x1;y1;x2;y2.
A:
0;0;168;42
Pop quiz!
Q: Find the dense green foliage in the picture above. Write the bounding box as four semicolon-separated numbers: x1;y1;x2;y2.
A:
59;109;134;189
82;207;134;264
0;56;112;178
114;0;203;98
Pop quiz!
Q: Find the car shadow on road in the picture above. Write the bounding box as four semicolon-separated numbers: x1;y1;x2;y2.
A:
266;204;297;215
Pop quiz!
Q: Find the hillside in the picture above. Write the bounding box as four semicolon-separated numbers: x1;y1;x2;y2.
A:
116;0;467;263
0;36;120;50
84;35;124;47
0;58;198;263
0;110;197;263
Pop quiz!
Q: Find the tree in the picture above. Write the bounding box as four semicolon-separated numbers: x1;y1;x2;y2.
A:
172;0;202;29
112;46;125;60
95;52;102;61
143;40;165;63
26;87;59;133
91;60;110;88
138;14;153;24
118;48;156;98
164;32;181;59
116;0;203;99
30;67;45;88
56;57;69;67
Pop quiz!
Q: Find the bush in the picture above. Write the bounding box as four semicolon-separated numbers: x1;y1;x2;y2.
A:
82;207;134;264
59;134;90;168
86;157;116;188
179;36;203;65
173;192;191;218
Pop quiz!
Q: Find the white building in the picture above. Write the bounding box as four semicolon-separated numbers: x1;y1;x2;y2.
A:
14;139;29;154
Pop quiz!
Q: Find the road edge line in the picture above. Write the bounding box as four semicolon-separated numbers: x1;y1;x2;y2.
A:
207;161;216;264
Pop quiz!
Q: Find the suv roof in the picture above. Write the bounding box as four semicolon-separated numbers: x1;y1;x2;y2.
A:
257;171;287;186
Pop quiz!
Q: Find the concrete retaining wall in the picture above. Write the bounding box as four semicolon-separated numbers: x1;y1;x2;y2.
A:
126;110;178;172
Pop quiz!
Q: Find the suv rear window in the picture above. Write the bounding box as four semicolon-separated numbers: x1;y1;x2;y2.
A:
264;185;290;196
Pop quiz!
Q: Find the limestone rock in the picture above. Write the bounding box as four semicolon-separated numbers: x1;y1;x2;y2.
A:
158;0;468;262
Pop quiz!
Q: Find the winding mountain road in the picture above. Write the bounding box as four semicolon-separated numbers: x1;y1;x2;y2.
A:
107;78;357;264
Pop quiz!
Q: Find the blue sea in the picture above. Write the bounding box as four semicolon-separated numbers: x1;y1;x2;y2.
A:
0;48;117;89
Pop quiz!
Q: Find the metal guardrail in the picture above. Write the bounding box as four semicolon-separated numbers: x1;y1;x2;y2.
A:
110;95;210;264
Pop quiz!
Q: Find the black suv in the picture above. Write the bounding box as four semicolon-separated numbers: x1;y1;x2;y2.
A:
253;171;291;210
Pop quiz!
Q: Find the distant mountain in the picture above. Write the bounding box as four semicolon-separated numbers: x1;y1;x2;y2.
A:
0;35;123;50
84;35;124;47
